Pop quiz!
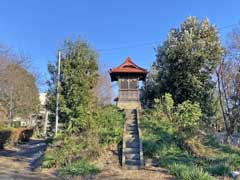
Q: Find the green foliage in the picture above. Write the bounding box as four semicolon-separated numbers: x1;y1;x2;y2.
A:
169;164;215;180
97;106;125;146
42;135;95;168
59;160;100;176
205;162;231;176
153;93;202;138
46;38;99;134
174;100;202;137
45;38;125;177
141;109;240;178
43;105;124;176
143;16;225;122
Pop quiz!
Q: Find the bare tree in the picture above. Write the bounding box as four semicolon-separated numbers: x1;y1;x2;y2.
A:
0;44;40;125
94;61;113;106
216;26;240;140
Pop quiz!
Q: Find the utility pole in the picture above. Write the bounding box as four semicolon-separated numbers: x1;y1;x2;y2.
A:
55;51;61;137
43;110;49;136
9;85;13;123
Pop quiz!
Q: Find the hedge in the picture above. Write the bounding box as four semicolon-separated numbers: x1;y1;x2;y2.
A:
0;130;11;149
0;128;33;149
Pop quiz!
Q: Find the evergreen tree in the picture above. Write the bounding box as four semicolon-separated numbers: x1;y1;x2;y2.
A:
153;17;225;121
47;39;99;135
141;62;159;107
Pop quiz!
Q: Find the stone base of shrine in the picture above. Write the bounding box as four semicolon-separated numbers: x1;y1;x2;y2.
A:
117;101;141;110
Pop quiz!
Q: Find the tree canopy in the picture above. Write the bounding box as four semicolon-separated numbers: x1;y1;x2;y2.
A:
144;16;225;121
47;39;99;135
0;46;40;122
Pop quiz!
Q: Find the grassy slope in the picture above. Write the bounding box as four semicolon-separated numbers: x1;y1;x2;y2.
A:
42;106;125;177
141;112;240;179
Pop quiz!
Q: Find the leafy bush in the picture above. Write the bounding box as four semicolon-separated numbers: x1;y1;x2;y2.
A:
97;106;125;146
153;93;202;139
20;128;33;141
43;136;85;168
59;160;100;176
0;128;33;148
169;164;215;180
141;109;240;178
205;162;231;176
174;100;202;138
43;105;124;177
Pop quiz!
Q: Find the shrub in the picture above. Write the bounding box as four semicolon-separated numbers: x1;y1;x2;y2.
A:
43;136;86;168
59;160;100;176
10;128;33;145
174;100;202;138
43;105;124;176
97;106;124;146
0;129;11;149
169;163;215;180
21;128;33;141
153;93;202;139
141;109;240;178
42;149;59;168
206;162;231;176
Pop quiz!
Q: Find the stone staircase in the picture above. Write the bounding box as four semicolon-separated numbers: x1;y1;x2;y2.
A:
122;109;144;170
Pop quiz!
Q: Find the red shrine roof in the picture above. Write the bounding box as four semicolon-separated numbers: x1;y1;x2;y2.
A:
109;57;147;81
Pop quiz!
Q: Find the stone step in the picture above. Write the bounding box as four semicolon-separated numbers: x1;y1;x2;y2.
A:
126;136;139;141
123;109;143;170
126;114;137;119
126;133;138;139
127;130;138;135
125;147;140;154
126;122;137;126
126;117;136;120
126;126;137;130
127;124;137;128
126;141;139;148
126;122;137;125
125;153;140;160
125;159;140;166
126;139;139;145
125;165;140;170
126;114;136;116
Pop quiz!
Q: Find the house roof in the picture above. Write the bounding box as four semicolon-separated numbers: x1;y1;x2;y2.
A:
109;57;147;81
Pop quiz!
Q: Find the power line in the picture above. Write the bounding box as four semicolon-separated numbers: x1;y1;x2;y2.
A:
97;23;239;53
98;41;161;53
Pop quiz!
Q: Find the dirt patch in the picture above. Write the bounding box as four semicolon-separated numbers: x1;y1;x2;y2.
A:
0;141;174;180
92;144;175;180
0;139;59;180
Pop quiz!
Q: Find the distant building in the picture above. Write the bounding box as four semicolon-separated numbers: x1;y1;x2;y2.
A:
39;93;47;114
38;93;49;135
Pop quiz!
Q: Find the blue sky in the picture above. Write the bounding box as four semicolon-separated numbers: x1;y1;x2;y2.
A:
0;0;239;92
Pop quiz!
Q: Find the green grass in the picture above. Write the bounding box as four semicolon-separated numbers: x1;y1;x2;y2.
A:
59;160;100;176
141;112;240;178
42;105;125;177
169;164;215;180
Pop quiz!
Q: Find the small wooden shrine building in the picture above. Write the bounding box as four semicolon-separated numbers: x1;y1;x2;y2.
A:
109;57;147;109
